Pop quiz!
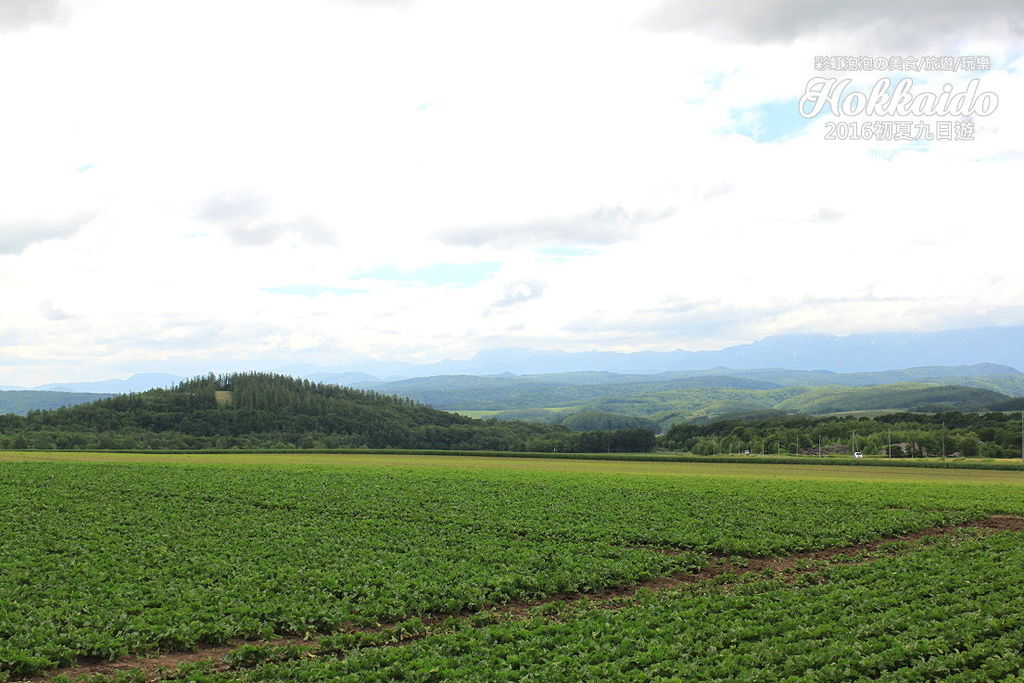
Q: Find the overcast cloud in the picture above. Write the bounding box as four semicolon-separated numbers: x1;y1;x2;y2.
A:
197;189;273;226
438;206;676;249
0;213;94;254
0;0;68;31
198;191;336;247
0;0;1020;384
644;0;1024;48
491;280;545;309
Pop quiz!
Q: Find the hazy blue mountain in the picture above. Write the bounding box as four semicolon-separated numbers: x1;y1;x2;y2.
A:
356;364;1024;404
0;390;114;416
658;364;1024;395
702;329;1024;372
269;327;1024;377
364;364;1022;390
714;363;1021;385
461;329;1024;374
35;373;184;393
17;326;1024;391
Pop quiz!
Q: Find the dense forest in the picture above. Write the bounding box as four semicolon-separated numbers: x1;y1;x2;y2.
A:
2;373;1017;457
659;411;1024;458
0;373;655;452
361;372;1019;430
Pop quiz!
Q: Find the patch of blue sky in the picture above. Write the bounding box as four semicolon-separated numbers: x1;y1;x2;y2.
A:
1006;53;1020;73
354;262;500;287
704;72;728;92
264;285;365;296
727;98;810;142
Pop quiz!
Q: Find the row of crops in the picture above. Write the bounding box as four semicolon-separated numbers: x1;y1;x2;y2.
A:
2;461;1024;679
217;530;1024;681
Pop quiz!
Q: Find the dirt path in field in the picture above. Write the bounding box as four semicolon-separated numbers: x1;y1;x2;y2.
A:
623;514;1024;589
492;514;1024;616
34;637;315;682
34;514;1024;682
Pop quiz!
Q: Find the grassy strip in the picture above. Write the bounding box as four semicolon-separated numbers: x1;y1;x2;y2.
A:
5;447;1024;471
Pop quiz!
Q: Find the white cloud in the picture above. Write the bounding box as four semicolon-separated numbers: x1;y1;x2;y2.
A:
0;0;69;31
196;190;337;246
197;189;272;226
0;212;95;254
0;0;1021;383
492;280;545;309
438;206;675;248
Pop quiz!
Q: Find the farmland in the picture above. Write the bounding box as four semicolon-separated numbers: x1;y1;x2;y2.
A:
235;528;1024;681
2;453;1024;680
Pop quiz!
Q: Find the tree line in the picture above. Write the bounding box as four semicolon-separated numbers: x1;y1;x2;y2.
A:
659;411;1024;458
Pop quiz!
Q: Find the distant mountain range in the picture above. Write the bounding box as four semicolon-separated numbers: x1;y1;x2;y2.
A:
275;326;1024;378
358;363;1024;396
0;391;116;416
3;326;1023;397
32;373;183;394
0;374;184;416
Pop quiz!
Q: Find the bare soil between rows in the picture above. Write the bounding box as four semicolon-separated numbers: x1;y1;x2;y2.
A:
35;514;1024;682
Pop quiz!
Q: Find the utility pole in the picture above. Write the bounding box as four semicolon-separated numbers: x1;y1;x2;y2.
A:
888;428;892;458
1020;412;1023;463
818;435;822;457
942;422;946;462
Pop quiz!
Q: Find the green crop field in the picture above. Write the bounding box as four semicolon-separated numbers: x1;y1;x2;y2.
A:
2;452;1024;680
235;530;1024;682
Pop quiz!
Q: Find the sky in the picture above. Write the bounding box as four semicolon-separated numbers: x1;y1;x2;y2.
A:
1;0;1022;385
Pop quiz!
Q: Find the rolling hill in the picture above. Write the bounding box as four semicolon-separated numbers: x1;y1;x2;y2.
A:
771;384;1010;414
0;373;652;453
0;390;113;416
360;372;1016;431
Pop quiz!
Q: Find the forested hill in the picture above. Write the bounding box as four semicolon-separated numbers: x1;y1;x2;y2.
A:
0;373;653;452
0;390;113;416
